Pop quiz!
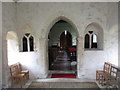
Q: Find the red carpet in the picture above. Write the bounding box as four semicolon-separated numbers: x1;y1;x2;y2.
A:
51;73;76;78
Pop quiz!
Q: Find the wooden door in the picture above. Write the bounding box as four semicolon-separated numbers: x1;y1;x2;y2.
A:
60;31;72;51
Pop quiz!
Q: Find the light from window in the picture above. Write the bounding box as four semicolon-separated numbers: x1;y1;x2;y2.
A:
65;30;67;35
93;34;97;43
91;34;97;48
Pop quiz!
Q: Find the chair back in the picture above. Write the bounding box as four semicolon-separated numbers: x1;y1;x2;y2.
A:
16;62;22;72
110;64;119;80
9;64;19;77
103;62;111;73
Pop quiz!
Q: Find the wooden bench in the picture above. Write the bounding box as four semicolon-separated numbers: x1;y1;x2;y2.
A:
9;63;29;88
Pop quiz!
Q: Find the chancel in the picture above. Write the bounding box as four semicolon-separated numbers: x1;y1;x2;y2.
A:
1;1;120;89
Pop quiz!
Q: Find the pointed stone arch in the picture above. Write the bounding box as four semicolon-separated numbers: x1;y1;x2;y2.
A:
44;14;80;39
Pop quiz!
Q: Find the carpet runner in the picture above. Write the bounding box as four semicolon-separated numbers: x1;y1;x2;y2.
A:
51;73;76;78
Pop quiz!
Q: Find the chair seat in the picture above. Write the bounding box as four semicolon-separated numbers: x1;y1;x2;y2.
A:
97;70;105;73
13;74;25;78
21;70;29;73
98;72;109;75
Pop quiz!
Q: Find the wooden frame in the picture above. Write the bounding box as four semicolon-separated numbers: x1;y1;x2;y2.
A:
96;62;111;85
16;62;29;80
103;65;120;88
9;64;26;88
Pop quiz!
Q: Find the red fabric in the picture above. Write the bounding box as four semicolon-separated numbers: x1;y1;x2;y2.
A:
51;74;76;78
69;48;76;51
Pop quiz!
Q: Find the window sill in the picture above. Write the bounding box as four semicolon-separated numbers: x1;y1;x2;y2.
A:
19;51;36;53
84;48;103;51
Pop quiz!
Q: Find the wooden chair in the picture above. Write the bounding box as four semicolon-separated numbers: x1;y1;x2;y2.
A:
104;65;120;88
96;62;111;85
9;64;26;88
16;62;29;80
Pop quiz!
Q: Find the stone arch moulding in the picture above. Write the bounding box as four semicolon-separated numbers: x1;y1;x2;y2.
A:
84;19;105;36
44;13;80;38
6;31;18;41
3;31;18;87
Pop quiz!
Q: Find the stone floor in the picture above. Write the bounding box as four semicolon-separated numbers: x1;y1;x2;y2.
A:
28;82;100;88
50;51;77;71
9;78;97;88
9;78;115;89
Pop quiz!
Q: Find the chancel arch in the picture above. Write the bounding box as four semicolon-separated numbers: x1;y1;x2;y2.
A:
47;16;79;77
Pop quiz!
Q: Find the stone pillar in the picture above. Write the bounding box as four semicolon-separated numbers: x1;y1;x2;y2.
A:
77;36;84;78
2;37;9;88
39;38;49;78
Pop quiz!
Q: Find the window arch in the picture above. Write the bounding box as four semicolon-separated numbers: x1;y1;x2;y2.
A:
22;33;34;52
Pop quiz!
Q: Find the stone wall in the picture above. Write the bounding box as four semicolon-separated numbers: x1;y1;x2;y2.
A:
2;2;17;87
2;2;118;87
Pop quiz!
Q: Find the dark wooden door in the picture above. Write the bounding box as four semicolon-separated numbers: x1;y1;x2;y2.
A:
60;31;72;51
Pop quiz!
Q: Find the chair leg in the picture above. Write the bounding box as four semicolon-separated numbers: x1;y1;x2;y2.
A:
19;78;22;88
11;79;13;88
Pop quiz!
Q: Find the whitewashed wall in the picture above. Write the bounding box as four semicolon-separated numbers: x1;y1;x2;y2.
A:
2;2;118;86
2;2;17;88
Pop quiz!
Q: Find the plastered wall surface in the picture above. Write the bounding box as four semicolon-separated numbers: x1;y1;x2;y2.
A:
2;2;17;87
2;2;118;87
118;2;120;66
0;1;2;89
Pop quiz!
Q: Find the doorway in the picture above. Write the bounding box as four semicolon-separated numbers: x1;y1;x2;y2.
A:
48;20;77;73
60;31;72;51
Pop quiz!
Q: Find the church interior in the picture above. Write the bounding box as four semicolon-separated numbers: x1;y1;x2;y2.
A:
0;1;120;89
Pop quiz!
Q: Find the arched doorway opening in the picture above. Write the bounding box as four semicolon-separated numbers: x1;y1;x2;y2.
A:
48;20;77;76
6;31;19;65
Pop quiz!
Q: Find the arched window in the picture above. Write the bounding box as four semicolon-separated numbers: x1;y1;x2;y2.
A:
84;31;98;49
29;36;34;51
23;36;28;52
85;34;90;48
22;33;34;52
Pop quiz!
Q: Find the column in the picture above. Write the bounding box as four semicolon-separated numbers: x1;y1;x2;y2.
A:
77;36;84;78
39;38;49;78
